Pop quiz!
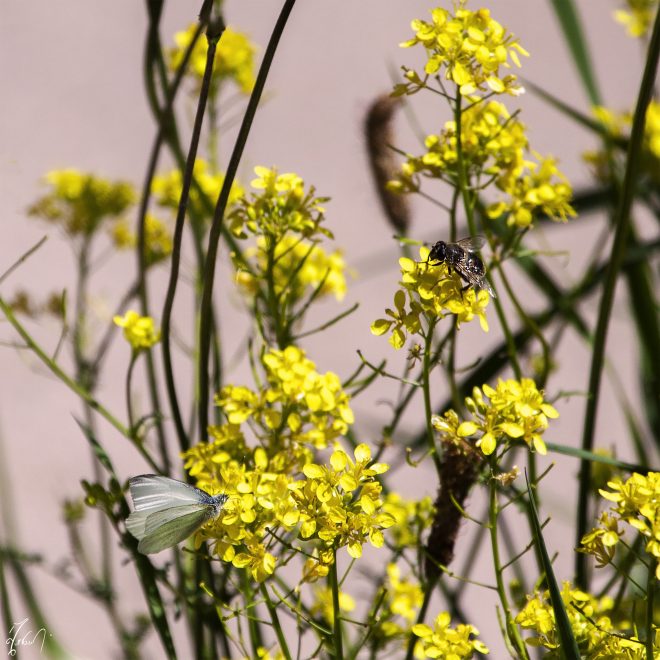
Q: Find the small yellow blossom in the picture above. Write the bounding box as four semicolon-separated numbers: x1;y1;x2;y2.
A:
413;611;488;658
614;0;659;37
169;24;256;93
28;169;135;236
396;5;528;98
152;159;244;222
383;493;434;549
236;235;348;303
113;311;160;350
310;586;356;625
111;214;173;266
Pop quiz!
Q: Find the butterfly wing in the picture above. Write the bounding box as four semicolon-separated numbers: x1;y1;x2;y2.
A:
137;504;215;555
128;475;212;513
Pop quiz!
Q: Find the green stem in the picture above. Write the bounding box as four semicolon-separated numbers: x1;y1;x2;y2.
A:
330;549;344;659
488;475;529;659
260;583;292;660
646;560;656;660
422;319;443;478
575;4;660;589
198;0;297;442
126;351;139;434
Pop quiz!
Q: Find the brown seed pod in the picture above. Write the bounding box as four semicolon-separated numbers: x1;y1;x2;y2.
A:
364;93;410;234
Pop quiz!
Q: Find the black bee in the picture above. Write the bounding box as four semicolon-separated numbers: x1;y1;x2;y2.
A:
426;236;496;297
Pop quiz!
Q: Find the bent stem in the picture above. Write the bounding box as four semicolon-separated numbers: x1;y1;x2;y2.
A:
260;583;293;660
330;549;344;659
422;319;443;478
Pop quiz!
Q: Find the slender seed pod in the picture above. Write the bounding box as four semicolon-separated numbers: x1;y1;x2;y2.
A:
424;440;480;581
364;93;410;234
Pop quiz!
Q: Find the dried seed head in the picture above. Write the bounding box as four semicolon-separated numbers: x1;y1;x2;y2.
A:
364;93;410;234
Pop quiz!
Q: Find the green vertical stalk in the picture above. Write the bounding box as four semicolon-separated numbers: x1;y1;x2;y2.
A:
489;476;529;659
198;0;297;441
422;319;443;477
260;583;292;660
646;561;656;660
575;4;660;589
330;549;344;659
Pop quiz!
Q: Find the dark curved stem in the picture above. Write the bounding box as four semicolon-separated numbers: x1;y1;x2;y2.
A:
575;4;660;589
160;19;224;453
198;0;297;441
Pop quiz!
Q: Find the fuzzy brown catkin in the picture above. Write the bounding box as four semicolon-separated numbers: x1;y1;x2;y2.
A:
364;94;410;234
424;441;479;582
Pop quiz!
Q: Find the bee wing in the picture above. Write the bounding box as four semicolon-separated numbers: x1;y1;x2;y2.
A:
455;236;486;252
453;262;497;298
136;505;216;555
128;474;211;513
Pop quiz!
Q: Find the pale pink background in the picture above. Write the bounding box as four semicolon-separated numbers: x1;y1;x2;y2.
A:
0;1;651;658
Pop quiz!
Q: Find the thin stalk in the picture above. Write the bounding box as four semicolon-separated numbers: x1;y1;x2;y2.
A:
260;583;293;660
575;5;660;589
161;19;225;452
422;319;443;478
330;550;344;659
646;561;656;660
198;0;297;441
126;352;139;434
489;476;529;659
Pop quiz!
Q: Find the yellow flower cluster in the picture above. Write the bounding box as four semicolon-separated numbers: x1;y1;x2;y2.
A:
113;311;160;350
433;378;558;456
388;101;575;228
382;493;434;550
235;235;347;303
396;4;528;97
310;587;355;625
217;346;355;449
582;471;660;578
184;440;392;581
413;612;488;659
111;214;173;266
614;0;659;37
229;167;331;242
151;159;244;222
168;24;256;94
371;247;490;350
516;582;653;657
28;169;135;236
585;102;660;184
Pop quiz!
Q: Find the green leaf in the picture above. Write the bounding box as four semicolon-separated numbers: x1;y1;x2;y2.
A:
525;473;581;660
548;0;601;105
545;442;656;475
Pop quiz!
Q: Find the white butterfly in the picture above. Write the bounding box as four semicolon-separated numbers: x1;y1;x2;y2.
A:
126;474;228;554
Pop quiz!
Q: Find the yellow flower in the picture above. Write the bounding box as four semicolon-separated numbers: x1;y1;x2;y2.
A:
383;493;434;549
169;24;256;93
386;564;423;623
28;169;135;236
412;611;488;658
310;586;356;625
236;235;348;303
396;5;528;98
152;159;244;221
111;214;173;266
614;0;659;37
113;311;160;350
